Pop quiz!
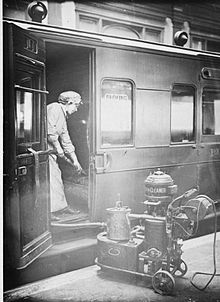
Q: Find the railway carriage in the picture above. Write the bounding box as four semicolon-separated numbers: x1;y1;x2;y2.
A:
3;18;220;290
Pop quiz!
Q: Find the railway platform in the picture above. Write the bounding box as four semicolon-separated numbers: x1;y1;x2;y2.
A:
4;232;220;302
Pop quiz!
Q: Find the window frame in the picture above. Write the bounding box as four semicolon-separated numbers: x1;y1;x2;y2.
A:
76;12;164;43
170;83;196;145
201;87;220;142
99;77;135;149
191;33;220;52
15;59;45;154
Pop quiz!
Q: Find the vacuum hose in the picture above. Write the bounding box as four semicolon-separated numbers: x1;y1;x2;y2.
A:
51;222;106;229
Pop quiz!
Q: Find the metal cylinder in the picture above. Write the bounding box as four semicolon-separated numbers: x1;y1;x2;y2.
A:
106;206;131;241
144;218;167;254
145;170;177;202
144;170;177;215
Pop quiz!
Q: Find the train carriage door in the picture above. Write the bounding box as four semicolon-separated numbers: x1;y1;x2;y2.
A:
3;23;52;272
199;70;220;200
93;77;136;221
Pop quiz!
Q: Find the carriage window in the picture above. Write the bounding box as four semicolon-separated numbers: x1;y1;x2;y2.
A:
17;89;33;141
101;80;133;146
16;72;41;145
202;90;220;135
16;91;41;143
171;85;195;143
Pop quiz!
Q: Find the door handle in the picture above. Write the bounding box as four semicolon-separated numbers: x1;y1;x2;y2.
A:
17;166;27;176
103;152;111;171
95;152;112;173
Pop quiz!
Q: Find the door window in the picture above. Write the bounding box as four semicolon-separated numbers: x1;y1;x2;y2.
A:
100;79;133;147
202;90;220;135
15;66;42;151
171;85;195;143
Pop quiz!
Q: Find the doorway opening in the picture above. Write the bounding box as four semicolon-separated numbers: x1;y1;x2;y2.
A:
46;42;91;224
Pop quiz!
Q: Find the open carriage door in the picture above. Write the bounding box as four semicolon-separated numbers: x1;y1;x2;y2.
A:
3;22;52;272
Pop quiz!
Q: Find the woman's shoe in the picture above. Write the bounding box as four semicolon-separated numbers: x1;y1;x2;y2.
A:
62;206;80;215
51;213;60;221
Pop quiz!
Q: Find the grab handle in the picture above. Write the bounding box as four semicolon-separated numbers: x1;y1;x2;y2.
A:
27;148;40;207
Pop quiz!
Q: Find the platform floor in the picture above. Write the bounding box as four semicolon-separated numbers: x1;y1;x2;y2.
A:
4;232;220;302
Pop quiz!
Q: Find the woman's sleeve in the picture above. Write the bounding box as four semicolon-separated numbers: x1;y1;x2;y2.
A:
47;105;64;155
60;121;75;155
